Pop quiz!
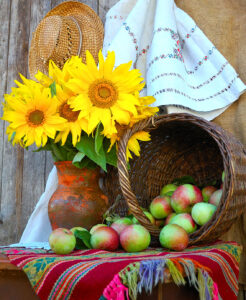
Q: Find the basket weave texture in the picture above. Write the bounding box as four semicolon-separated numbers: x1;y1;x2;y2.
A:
105;113;246;245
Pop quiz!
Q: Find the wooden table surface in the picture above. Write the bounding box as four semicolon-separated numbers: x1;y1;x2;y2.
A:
0;254;199;300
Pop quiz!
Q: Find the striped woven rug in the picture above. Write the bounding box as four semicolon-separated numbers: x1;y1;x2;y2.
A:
1;241;241;300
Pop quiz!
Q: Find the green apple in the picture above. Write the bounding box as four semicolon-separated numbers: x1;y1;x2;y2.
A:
222;171;225;183
132;211;155;224
160;184;177;196
90;224;107;234
149;196;172;219
159;224;189;251
90;227;119;251
111;217;133;235
49;228;76;255
169;213;197;234
209;189;222;207
120;224;151;252
191;203;217;226
202;186;217;202
165;213;177;225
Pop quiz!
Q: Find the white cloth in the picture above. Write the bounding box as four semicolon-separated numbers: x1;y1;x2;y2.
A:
20;166;57;243
0;242;51;250
20;0;245;244
103;0;245;120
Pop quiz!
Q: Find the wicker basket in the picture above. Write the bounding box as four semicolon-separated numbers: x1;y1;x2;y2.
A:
104;113;246;245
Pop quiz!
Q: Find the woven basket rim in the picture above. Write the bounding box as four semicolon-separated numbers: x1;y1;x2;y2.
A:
116;113;244;245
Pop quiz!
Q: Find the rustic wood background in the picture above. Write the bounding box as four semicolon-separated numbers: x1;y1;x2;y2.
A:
0;0;245;294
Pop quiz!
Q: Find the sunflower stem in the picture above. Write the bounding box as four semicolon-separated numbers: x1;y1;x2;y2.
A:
50;142;66;161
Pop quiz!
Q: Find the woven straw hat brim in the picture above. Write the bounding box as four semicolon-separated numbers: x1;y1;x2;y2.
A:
29;1;104;79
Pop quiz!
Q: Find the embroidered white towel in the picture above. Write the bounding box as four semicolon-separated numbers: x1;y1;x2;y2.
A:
103;0;245;120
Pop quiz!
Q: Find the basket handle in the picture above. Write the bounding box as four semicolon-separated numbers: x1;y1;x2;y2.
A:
117;117;160;236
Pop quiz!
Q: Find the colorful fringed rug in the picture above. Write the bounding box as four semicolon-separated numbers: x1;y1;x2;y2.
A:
0;242;241;300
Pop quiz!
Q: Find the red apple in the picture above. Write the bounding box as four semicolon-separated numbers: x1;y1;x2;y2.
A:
169;213;197;234
191;203;217;226
120;224;151;252
155;219;165;228
111;217;132;235
90;227;119;251
149;196;172;219
132;211;155;225
202;186;217;202
49;228;76;255
159;224;189;251
165;213;177;225
90;224;107;234
171;184;203;213
160;184;178;196
209;189;222;207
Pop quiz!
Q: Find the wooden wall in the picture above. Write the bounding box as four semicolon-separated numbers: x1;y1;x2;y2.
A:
0;0;117;245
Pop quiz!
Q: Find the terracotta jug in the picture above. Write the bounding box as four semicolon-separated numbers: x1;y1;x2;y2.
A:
48;161;109;230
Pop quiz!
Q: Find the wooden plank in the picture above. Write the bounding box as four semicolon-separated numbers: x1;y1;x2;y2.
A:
99;0;119;23
0;0;32;244
20;0;52;237
0;0;11;231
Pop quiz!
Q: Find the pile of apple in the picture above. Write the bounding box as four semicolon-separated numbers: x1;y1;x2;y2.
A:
49;221;151;255
49;172;224;254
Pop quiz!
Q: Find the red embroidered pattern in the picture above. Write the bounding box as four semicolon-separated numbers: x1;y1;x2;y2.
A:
153;76;238;101
150;62;229;88
109;15;124;20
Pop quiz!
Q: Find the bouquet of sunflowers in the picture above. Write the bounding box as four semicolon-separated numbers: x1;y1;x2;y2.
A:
2;51;158;171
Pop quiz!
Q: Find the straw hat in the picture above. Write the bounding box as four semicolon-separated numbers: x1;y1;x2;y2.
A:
28;1;104;79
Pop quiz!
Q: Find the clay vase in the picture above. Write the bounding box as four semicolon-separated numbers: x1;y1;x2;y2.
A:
48;161;109;230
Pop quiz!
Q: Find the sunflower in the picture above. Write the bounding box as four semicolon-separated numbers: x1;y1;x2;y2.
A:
107;123;150;161
130;96;159;126
2;82;65;147
126;131;151;160
35;56;82;87
54;85;88;146
67;50;145;137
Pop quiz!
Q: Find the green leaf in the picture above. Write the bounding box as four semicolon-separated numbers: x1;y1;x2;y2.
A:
75;239;88;250
76;134;107;171
172;176;197;186
72;156;96;169
50;143;66;161
10;131;16;143
66;151;77;161
73;152;86;163
104;139;117;168
33;143;52;152
74;230;92;249
49;82;56;97
95;123;104;155
164;191;174;197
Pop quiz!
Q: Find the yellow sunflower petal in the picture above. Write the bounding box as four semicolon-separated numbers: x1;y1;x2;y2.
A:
86;50;100;79
110;105;131;125
87;107;102;134
103;51;115;78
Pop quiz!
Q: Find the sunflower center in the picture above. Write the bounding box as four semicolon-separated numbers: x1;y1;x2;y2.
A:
59;102;79;122
27;110;45;126
88;79;118;108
